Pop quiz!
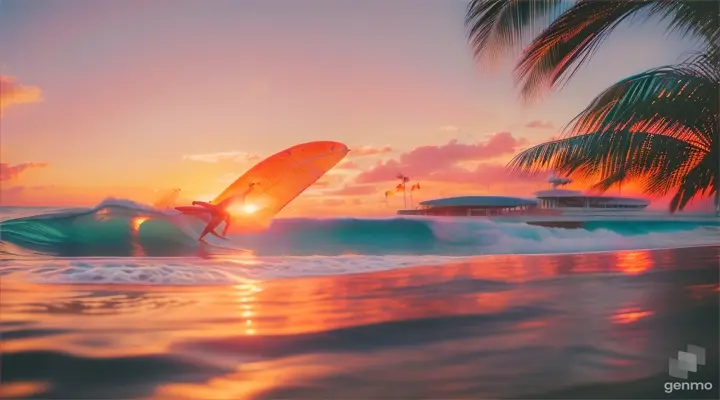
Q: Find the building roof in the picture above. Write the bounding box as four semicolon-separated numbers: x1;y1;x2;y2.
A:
419;196;538;208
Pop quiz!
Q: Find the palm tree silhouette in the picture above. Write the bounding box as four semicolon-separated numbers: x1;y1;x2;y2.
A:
396;173;410;208
466;0;718;211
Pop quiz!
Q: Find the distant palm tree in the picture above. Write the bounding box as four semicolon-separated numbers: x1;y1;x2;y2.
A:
396;173;410;208
466;0;719;211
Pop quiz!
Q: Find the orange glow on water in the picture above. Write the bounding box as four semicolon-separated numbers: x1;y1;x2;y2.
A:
610;306;654;324
686;283;720;300
615;250;653;275
6;246;711;400
0;382;49;399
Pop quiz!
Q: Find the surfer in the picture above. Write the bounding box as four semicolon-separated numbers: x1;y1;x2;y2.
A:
192;182;258;242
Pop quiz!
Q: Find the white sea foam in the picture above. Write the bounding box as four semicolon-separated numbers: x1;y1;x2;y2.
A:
12;255;465;285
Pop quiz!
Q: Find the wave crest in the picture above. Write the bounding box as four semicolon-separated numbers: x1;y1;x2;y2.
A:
0;198;718;258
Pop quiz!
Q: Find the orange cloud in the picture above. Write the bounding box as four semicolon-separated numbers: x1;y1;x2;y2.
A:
312;180;331;188
182;151;261;163
323;198;346;207
0;76;42;116
417;162;547;186
349;145;393;157
335;160;359;170
283;195;380;218
325;185;378;196
355;132;527;183
0;162;48;181
525;120;555;129
0;185;50;205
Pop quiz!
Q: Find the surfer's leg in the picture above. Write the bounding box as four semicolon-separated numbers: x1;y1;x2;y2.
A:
199;218;223;241
199;221;219;241
207;228;225;239
221;220;230;237
198;227;211;241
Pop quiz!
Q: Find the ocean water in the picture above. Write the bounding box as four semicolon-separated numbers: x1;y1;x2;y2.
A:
1;200;718;399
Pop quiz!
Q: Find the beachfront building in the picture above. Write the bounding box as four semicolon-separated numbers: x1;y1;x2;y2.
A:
397;190;650;218
397;196;538;217
534;188;650;211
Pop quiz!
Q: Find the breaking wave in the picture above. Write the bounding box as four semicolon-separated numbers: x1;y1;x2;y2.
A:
1;198;717;259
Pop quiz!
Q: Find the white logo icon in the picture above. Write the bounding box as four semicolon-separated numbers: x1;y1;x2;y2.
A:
669;344;706;379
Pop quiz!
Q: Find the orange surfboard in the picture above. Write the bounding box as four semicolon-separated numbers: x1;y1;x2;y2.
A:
180;141;349;233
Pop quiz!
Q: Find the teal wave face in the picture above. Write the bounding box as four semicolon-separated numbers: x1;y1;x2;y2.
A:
583;220;719;235
1;201;718;258
0;205;200;257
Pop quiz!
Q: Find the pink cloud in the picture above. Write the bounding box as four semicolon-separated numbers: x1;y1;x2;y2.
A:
0;76;43;116
355;132;526;183
525;120;555;129
427;163;547;185
335;160;359;170
0;162;48;181
0;186;25;198
0;185;51;205
349;145;393;157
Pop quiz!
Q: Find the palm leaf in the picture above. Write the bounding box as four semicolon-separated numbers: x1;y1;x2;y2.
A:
514;0;719;100
465;0;570;65
650;0;720;43
508;131;701;187
564;63;719;150
669;147;718;211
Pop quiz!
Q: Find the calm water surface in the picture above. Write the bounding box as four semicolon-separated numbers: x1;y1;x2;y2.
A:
2;246;718;399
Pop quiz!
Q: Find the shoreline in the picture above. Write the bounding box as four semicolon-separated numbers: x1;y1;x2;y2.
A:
3;245;717;286
6;243;718;261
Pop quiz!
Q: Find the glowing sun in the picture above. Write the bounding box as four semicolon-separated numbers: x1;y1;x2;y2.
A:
242;204;259;214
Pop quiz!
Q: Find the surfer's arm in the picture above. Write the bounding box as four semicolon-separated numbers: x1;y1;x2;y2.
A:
192;201;216;211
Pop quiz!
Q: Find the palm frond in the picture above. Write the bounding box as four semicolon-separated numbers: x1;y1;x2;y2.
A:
514;0;655;100
507;130;713;210
465;0;569;65
508;131;700;184
675;49;720;83
564;63;719;150
649;0;720;43
514;0;719;100
669;147;719;212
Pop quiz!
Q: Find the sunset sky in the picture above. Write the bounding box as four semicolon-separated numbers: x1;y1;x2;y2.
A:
0;0;708;215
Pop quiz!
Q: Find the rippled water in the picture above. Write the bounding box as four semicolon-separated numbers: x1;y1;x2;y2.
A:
1;247;717;399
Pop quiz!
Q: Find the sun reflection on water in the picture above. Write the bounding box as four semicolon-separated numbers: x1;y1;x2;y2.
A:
615;250;654;275
610;306;654;324
0;382;49;399
234;282;262;335
4;246;716;399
